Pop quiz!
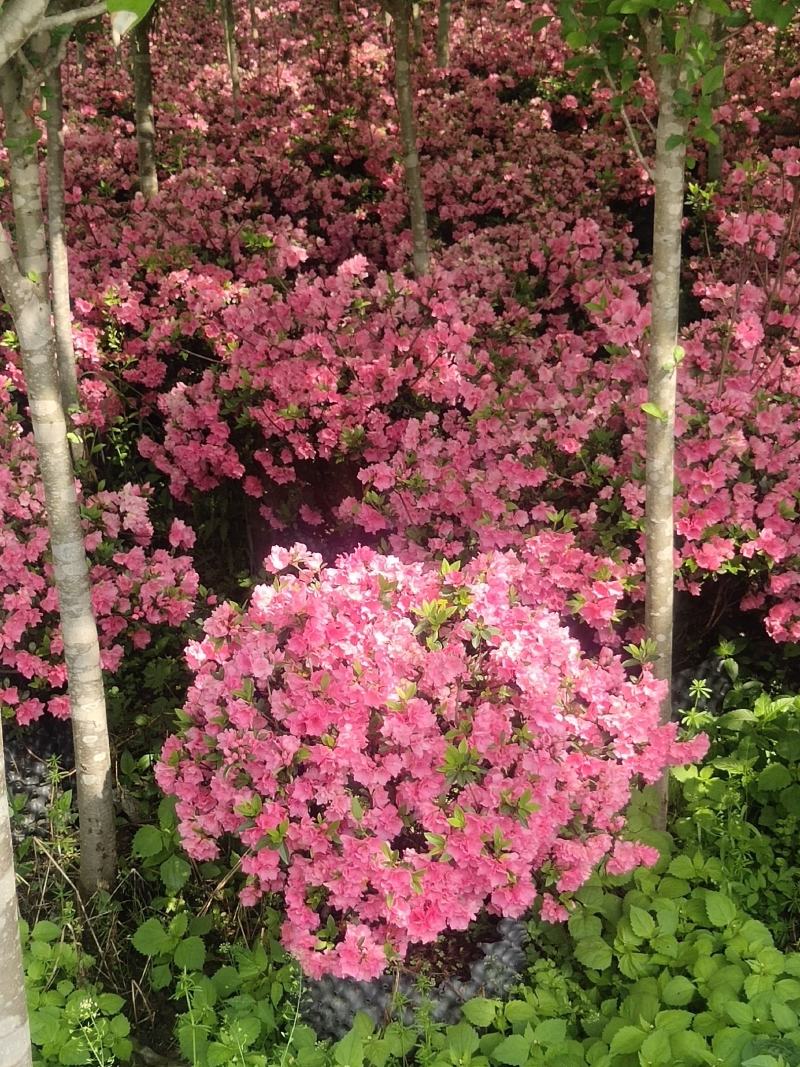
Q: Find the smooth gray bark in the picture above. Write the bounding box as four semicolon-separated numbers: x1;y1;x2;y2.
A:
0;722;32;1067
389;0;430;275
248;0;260;42
132;7;158;200
645;65;685;709
221;0;241;119
0;66;117;896
45;65;81;417
411;1;423;54
436;0;452;67
0;0;48;72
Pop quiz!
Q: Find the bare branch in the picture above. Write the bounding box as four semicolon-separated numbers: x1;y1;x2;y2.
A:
602;62;654;182
0;0;48;71
41;2;107;31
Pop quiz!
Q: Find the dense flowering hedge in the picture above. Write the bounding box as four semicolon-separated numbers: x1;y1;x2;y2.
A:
0;381;199;724
156;543;707;980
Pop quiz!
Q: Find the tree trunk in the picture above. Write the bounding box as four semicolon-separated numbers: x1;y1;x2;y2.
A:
389;0;430;275
0;721;32;1067
221;0;241;119
411;1;423;54
645;64;687;824
248;0;259;41
0;67;117;896
436;0;451;67
132;7;158;200
44;65;80;420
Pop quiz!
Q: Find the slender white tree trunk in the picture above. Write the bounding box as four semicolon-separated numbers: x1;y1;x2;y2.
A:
436;0;451;67
0;66;116;895
644;60;687;821
0;722;32;1067
132;7;158;200
221;0;241;119
45;65;80;417
247;0;259;41
411;0;423;54
389;0;430;275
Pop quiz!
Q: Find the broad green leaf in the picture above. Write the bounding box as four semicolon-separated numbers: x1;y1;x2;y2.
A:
609;1026;646;1054
701;65;725;96
462;998;498;1027
32;921;61;943
132;918;171;957
447;1023;480;1059
575;937;613;970
106;0;157;44
491;1033;532;1065
160;855;191;894
662;976;696;1006
628;906;655;939
335;1030;364;1067
640;1029;671;1064
173;935;206;971
705;891;736;927
757;763;792;791
534;1019;567;1046
132;825;164;859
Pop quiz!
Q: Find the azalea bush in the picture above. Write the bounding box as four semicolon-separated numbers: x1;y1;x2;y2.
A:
156;542;707;981
0;380;199;724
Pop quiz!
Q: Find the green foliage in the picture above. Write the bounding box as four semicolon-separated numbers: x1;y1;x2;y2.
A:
673;663;800;943
21;919;132;1066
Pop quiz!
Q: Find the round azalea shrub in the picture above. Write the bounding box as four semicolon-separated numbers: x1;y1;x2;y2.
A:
156;543;707;981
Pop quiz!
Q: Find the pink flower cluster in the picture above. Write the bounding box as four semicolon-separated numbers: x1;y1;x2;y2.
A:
156;543;706;980
0;382;199;724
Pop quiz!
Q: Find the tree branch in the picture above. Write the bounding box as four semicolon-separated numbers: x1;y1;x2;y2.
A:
41;2;107;30
602;62;654;181
0;0;48;71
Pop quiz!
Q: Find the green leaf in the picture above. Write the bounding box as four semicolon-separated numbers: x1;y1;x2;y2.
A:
629;907;656;939
160;855;191;895
568;912;603;940
132;918;171;957
96;993;125;1014
641;402;667;422
662;976;696;1006
665;134;686;151
534;1019;567;1046
771;1000;797;1030
701;65;725;96
32;920;62;943
640;1029;671;1064
575;937;613;970
447;1023;480;1059
173;936;206;971
671;1030;710;1061
610;1026;646;1054
505;1000;537;1025
29;1008;63;1047
705;890;737;927
132;825;164;859
106;0;157;43
491;1034;532;1065
757;763;792;791
462;998;498;1027
58;1036;93;1065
